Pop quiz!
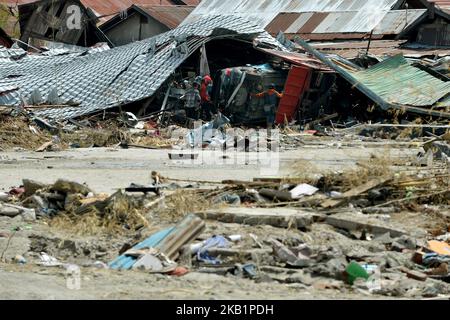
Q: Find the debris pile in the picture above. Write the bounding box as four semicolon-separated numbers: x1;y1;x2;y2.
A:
0;179;150;235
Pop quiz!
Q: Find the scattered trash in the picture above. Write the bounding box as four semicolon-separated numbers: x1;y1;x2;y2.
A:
13;255;26;264
38;252;63;267
428;241;450;256
197;236;231;265
110;214;205;271
290;184;319;199
346;261;370;285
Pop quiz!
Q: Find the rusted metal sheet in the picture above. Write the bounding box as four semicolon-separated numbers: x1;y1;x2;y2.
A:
266;13;302;35
298;12;329;33
309;40;450;58
11;0;198;26
183;0;400;27
136;5;196;29
373;9;427;35
276;66;310;124
258;47;332;70
267;9;426;40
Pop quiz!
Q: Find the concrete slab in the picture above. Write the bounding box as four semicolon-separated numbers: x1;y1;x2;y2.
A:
198;207;322;229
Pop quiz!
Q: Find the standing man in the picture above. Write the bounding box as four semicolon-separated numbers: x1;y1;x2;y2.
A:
252;83;283;128
200;75;214;120
181;82;201;120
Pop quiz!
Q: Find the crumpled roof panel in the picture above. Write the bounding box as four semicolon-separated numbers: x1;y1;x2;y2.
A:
0;15;284;120
347;55;450;107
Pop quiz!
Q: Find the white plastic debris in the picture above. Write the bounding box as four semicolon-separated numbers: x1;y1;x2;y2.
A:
290;184;319;199
38;252;63;267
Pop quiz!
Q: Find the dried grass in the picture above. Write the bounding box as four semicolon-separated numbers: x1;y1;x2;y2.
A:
156;190;213;222
0;116;51;150
60;127;126;148
130;135;174;148
49;192;151;236
289;149;396;192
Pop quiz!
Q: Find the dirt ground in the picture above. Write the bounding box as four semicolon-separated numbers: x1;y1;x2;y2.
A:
0;137;448;300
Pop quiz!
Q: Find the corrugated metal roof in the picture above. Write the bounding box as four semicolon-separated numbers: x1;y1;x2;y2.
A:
257;47;331;70
0;15;286;120
183;0;400;27
6;0;199;24
372;9;427;34
135;5;195;29
345;54;450;106
266;9;427;40
309;40;450;58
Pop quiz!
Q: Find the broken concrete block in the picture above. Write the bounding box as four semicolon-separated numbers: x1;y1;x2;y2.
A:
325;214;407;238
310;257;347;280
199;207;320;230
271;239;297;264
0;203;21;217
21;208;36;221
362;207;396;215
392;235;417;252
374;232;394;244
0;192;9;202
285;271;314;286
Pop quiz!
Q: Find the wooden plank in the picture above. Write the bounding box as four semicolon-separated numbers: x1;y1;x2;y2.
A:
320;176;392;209
399;267;428;282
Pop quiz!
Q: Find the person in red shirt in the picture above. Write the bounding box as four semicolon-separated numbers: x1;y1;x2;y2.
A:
200;75;214;120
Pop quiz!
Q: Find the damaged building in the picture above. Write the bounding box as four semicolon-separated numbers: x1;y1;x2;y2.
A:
14;0;199;48
17;0;111;48
100;4;197;47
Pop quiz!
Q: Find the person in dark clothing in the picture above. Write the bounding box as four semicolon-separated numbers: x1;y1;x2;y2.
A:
181;82;201;119
252;84;283;127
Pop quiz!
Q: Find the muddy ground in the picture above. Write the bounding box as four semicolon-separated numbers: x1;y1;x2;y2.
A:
0;136;449;300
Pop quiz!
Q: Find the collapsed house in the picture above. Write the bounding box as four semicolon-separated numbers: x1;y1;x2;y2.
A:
17;0;110;48
100;5;196;47
0;15;296;121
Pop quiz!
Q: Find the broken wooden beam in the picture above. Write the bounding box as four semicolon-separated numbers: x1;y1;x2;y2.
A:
156;214;205;261
399;267;428;282
320;176;392;209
